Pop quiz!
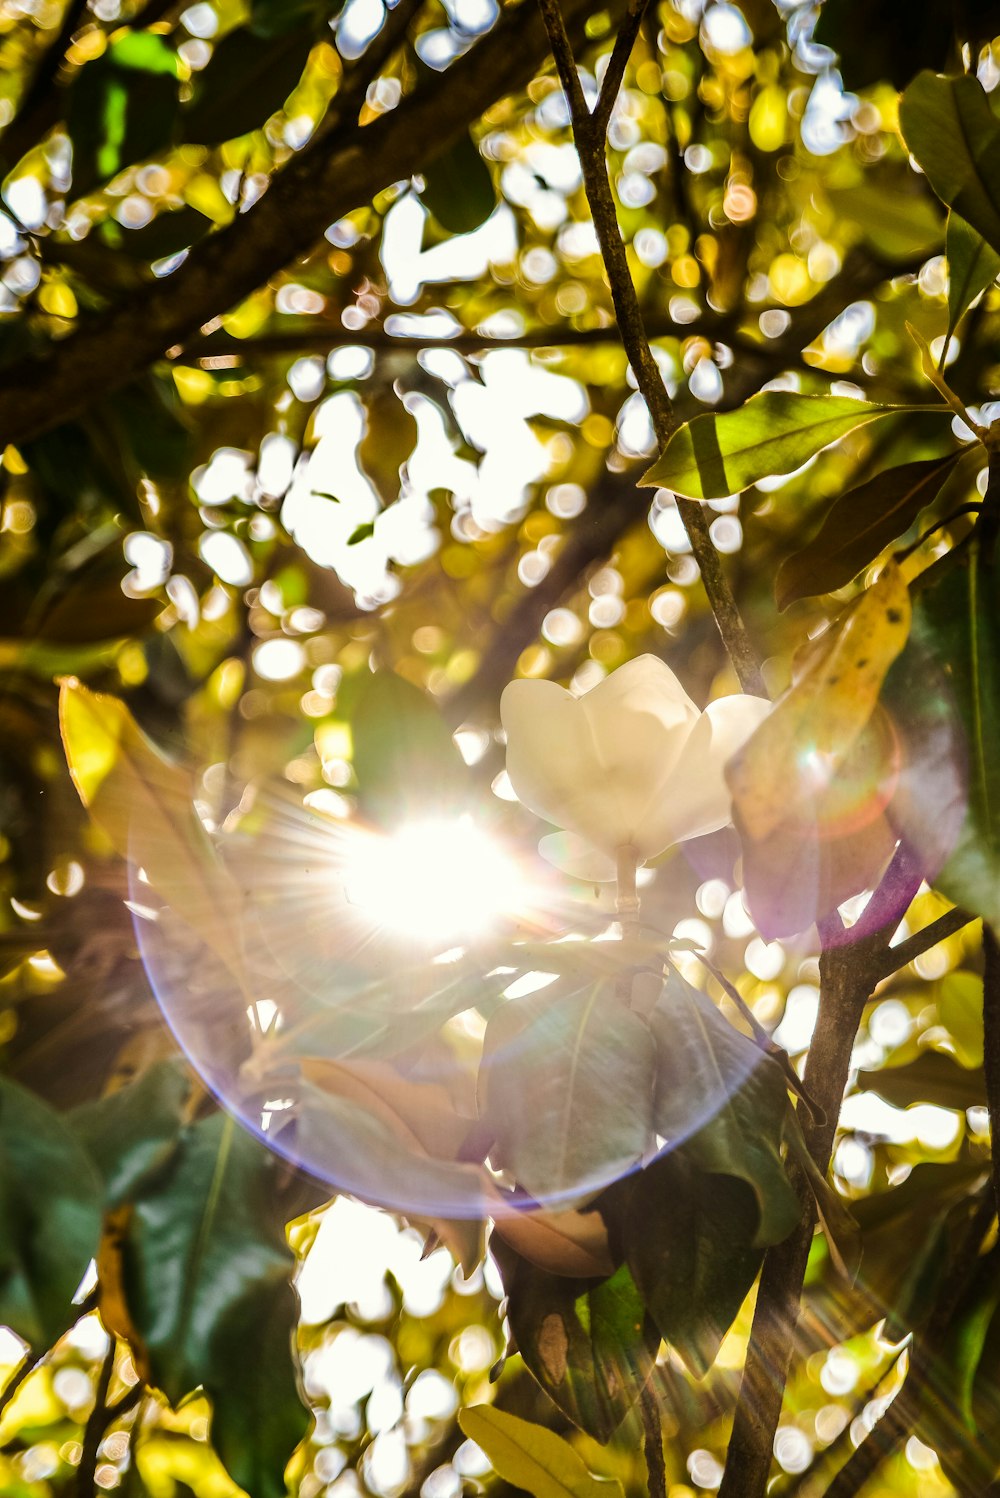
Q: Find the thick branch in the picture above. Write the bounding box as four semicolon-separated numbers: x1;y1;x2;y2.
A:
535;0;764;694
0;0;617;448
717;937;883;1498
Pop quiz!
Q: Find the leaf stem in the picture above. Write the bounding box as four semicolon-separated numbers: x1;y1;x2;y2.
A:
615;843;640;1003
534;0;765;696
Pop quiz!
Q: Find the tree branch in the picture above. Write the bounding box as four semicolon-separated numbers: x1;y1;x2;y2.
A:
534;0;765;695
592;0;649;139
875;906;977;982
0;0;620;448
717;934;886;1498
75;1340;116;1498
178;313;721;362
639;1381;666;1498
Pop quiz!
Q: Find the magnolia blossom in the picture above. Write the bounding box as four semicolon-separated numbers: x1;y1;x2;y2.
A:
500;654;770;880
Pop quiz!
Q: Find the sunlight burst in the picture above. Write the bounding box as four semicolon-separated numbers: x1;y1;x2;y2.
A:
342;815;523;942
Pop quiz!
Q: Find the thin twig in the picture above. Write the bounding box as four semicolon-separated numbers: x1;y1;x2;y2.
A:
592;0;650;139
875;906;977;982
75;1341;116;1498
639;1380;666;1498
534;0;765;695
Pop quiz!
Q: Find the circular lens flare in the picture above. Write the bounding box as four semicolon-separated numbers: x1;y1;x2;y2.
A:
132;793;731;1227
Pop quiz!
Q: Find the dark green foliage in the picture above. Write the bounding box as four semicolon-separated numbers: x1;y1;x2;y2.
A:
68;33;179;198
421;133;497;235
0;1078;103;1348
182;26;317;146
489;1235;656;1443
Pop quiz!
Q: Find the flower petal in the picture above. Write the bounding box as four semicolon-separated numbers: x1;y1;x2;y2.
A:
501;679;602;836
537;832;617;882
642;694;772;853
577;656;701;848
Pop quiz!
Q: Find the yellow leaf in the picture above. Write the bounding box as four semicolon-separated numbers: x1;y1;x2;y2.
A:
97;1206;150;1382
726;562;911;841
58;678;245;975
457;1405;624;1498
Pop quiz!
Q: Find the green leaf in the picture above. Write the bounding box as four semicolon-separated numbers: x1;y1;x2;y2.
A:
250;0;345;36
939;971;985;1069
0;1078;103;1348
946;212;1000;343
624;1152;762;1378
58;678;245;975
481;984;655;1203
346;667;465;824
421;133;497;235
839;1161;986;1329
489;1235;655;1442
918;1245;1000;1486
915;538;1000;923
182;25;316;145
457;1405;624;1498
71;1062;191;1208
649;970;800;1247
857;1051;984;1110
121;1113;299;1407
208;1276;308;1498
67;33;179;198
775;452;961;609
899;72;1000;257
827;181;943;262
347;521;375;545
814;0;955;91
639;393;942;500
99;204;214;262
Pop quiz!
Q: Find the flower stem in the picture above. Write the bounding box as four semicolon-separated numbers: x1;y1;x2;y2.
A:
615;843;640;933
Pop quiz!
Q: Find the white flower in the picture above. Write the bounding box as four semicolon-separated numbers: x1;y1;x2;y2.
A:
500;654;770;880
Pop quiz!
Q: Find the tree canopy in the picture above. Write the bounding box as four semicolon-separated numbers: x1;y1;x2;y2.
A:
3;1;1000;1496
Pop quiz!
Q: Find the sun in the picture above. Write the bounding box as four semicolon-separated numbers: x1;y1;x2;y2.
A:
341;814;525;944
